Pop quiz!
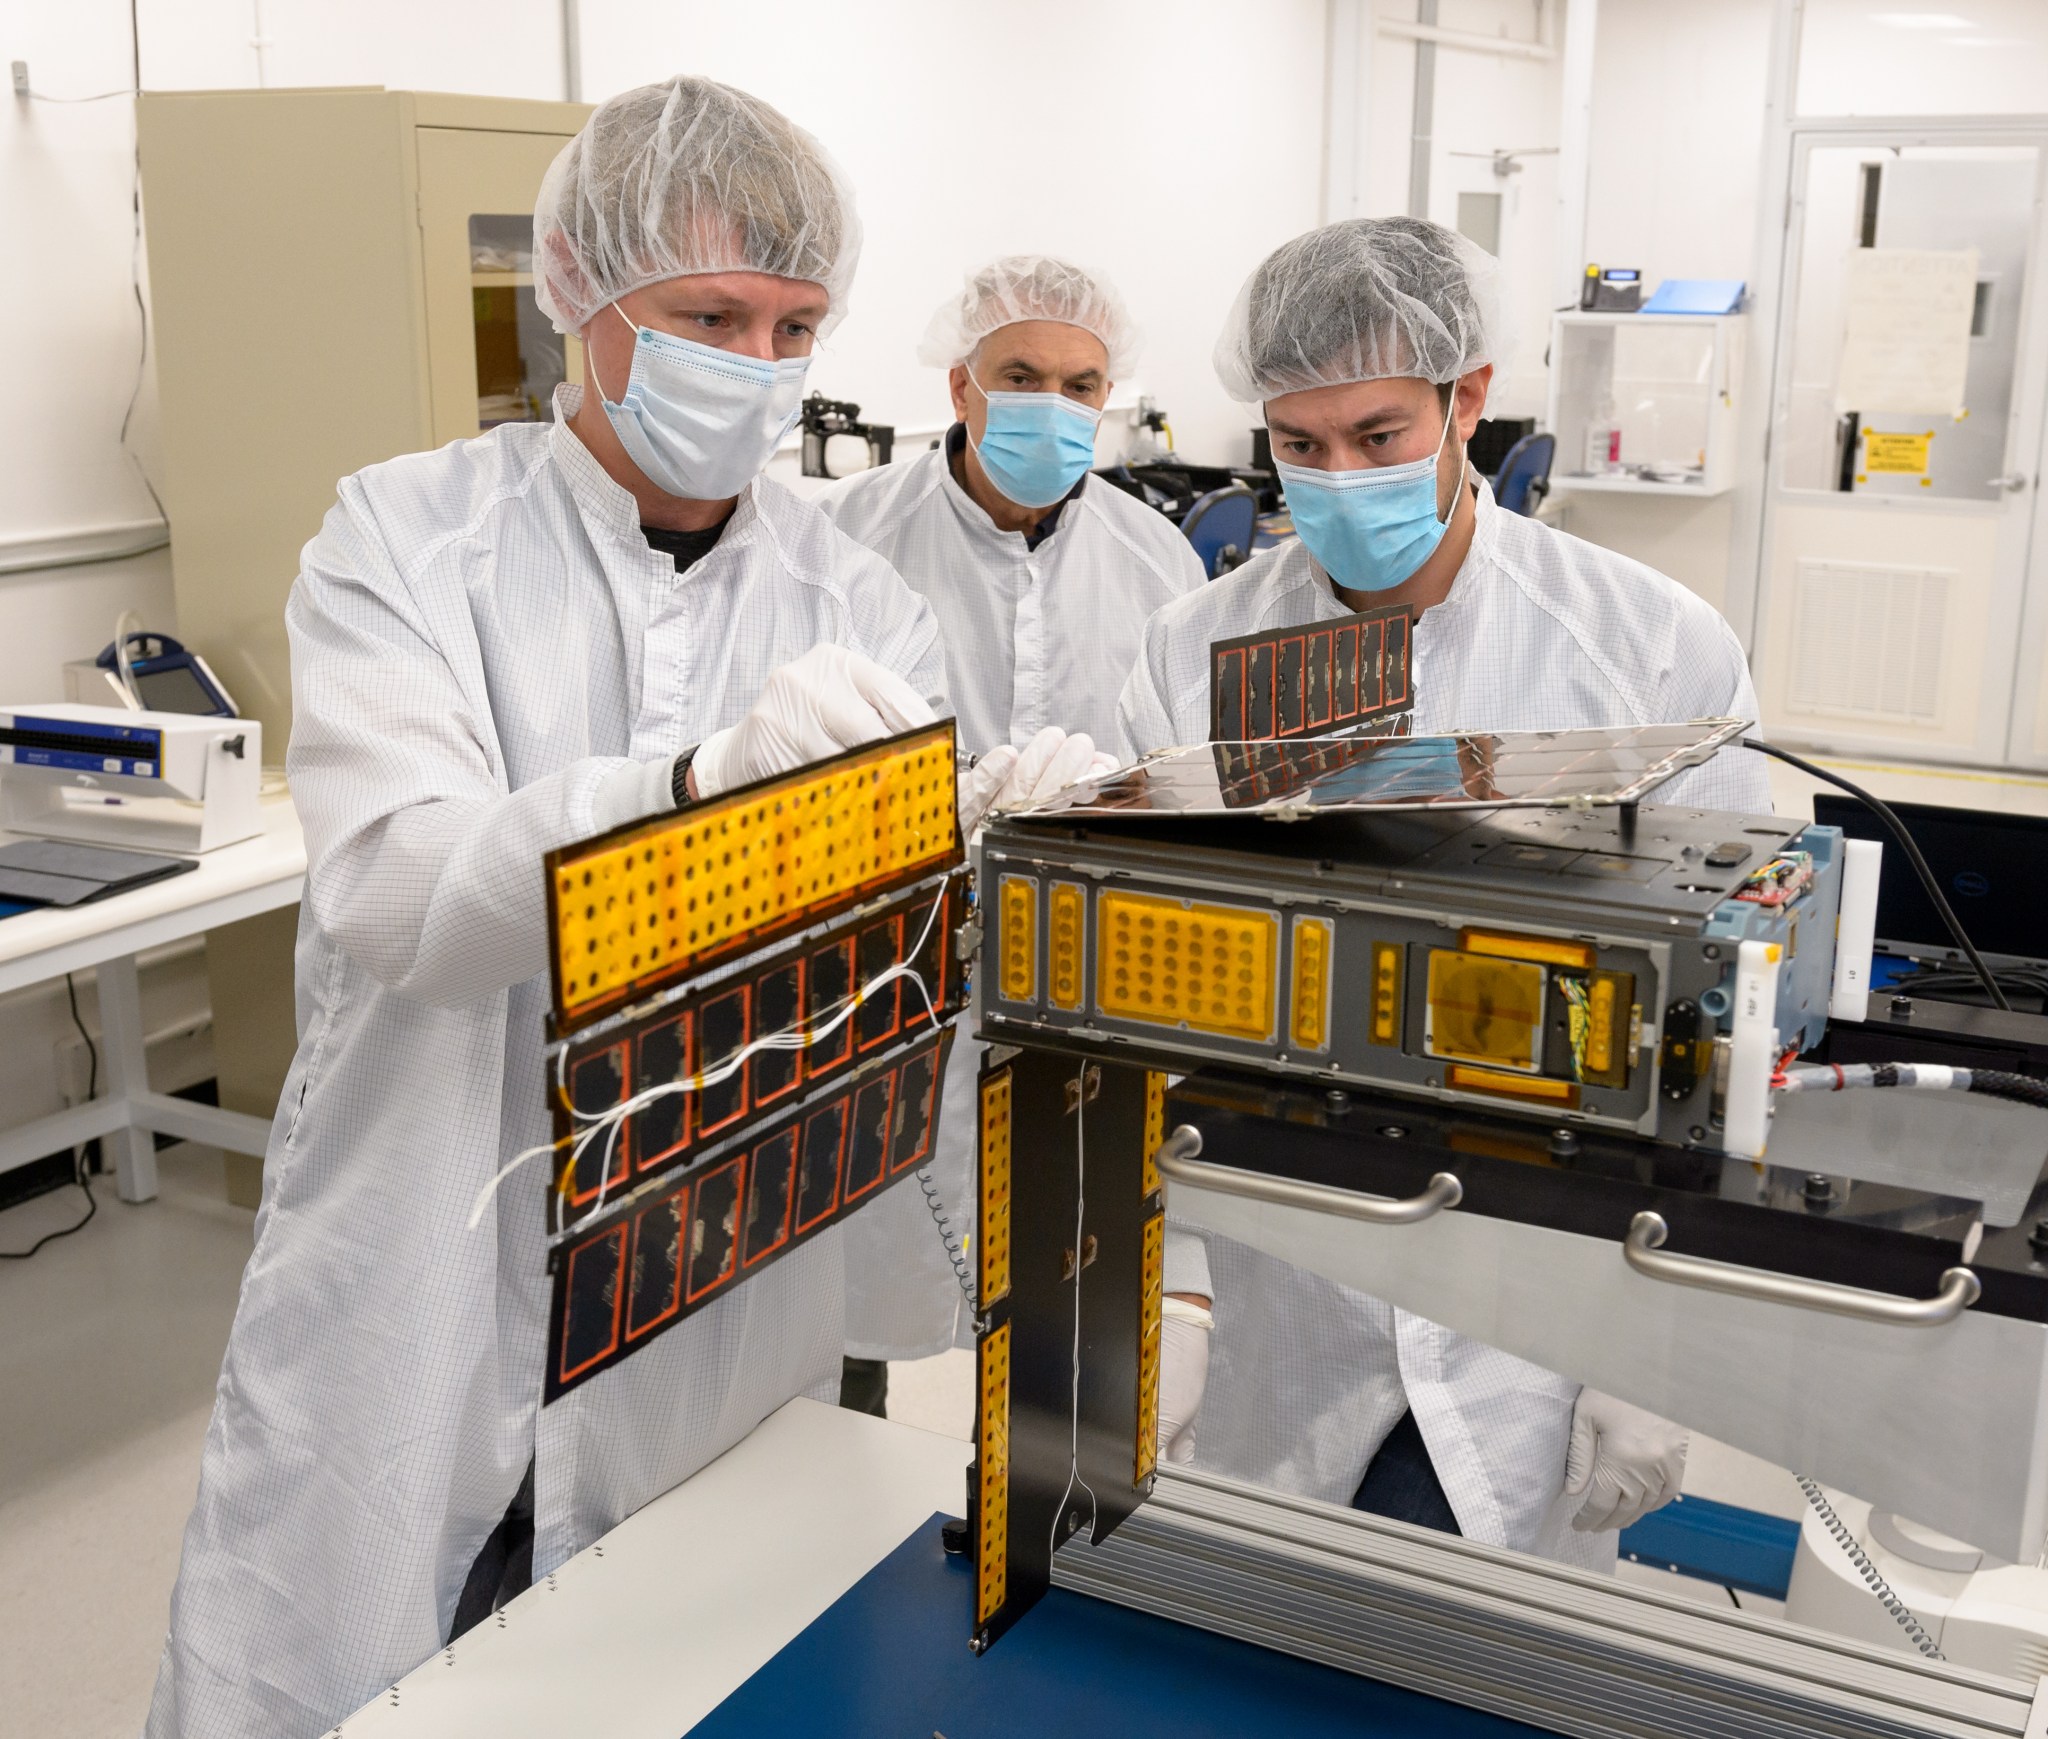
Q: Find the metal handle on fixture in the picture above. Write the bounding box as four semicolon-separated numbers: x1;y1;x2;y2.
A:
1988;472;2029;492
1154;1124;1463;1225
1624;1212;1979;1326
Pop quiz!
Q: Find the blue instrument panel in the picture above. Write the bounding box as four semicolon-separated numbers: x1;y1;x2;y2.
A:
0;713;164;780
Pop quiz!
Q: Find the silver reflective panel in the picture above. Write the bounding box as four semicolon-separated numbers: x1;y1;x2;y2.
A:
1004;718;1750;820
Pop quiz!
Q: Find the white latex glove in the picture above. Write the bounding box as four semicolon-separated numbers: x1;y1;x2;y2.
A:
692;644;936;799
988;726;1101;815
956;744;1020;839
1563;1388;1689;1532
1156;1299;1214;1465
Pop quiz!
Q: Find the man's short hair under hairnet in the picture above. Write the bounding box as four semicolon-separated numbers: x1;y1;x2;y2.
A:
917;254;1140;378
534;75;863;337
1213;216;1500;405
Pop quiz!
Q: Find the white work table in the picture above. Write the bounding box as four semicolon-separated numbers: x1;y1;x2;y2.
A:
0;793;305;1200
338;1398;973;1737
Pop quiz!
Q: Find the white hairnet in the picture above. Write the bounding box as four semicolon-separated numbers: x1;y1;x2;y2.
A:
916;254;1139;377
534;75;862;337
1213;217;1500;403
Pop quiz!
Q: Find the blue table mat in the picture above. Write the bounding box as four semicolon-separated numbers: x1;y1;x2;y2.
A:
686;1514;1556;1738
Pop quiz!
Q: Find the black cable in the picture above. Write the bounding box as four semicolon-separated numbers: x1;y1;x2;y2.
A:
72;970;99;1102
1749;739;2010;1012
1969;1070;2048;1110
0;975;99;1260
1889;964;2048;1002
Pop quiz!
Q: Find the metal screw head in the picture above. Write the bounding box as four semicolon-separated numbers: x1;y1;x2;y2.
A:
1802;1172;1834;1208
1378;1124;1408;1139
1326;1088;1351;1114
1891;997;1915;1021
1548;1127;1581;1159
1688;1125;1707;1141
1703;944;1720;960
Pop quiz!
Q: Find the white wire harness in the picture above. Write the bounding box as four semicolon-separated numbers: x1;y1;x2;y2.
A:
469;886;952;1235
1048;1070;1100;1561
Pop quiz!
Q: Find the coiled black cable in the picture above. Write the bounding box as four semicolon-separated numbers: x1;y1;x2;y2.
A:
917;1164;978;1313
1795;1477;1945;1660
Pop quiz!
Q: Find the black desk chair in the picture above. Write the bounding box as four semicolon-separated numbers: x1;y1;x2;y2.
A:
1181;484;1259;578
1493;431;1557;517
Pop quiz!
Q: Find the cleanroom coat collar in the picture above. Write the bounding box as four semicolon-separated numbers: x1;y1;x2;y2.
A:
549;382;766;573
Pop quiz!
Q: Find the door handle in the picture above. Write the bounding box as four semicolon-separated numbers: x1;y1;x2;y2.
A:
1624;1211;1979;1325
1154;1124;1463;1224
1989;472;2030;492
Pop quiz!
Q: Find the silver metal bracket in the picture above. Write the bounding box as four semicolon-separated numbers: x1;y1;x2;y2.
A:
1625;1211;1980;1325
1154;1124;1462;1224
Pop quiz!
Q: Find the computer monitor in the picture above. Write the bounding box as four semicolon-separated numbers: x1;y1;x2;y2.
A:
1812;794;2048;972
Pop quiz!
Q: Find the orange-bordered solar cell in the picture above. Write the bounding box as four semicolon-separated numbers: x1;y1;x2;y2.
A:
543;1026;954;1403
1209;604;1412;743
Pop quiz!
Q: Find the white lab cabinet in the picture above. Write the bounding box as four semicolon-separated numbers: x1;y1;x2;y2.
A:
1546;312;1745;496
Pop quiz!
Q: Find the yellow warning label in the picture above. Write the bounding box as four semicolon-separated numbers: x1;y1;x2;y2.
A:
1863;430;1933;476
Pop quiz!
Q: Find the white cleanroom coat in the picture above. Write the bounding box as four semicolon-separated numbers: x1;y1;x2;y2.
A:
146;385;946;1739
815;434;1204;1358
1118;478;1770;1569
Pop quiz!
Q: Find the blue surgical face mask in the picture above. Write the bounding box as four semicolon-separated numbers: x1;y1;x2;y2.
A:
596;304;811;500
967;373;1103;510
1275;406;1460;593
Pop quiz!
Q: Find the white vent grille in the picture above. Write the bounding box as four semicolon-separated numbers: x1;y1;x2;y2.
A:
1786;558;1949;725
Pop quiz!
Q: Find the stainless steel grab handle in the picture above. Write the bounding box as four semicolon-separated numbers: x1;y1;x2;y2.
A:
1624;1212;1980;1326
1154;1124;1463;1225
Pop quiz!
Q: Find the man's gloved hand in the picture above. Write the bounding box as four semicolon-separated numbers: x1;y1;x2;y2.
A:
957;730;1122;837
693;644;935;799
1564;1388;1689;1532
957;745;1020;839
997;726;1103;811
1156;1296;1214;1465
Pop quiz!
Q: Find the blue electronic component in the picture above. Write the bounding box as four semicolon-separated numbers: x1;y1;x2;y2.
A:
1701;824;1847;1060
0;713;164;780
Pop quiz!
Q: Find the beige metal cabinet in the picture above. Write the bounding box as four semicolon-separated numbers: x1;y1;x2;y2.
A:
138;86;589;752
137;89;588;1198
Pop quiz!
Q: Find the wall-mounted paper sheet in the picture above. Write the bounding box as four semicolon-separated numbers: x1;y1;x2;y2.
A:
1835;247;1978;417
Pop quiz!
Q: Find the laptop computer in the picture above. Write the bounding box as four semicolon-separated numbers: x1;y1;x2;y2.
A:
1812;794;2048;981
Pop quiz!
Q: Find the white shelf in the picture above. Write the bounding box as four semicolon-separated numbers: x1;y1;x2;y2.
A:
1551;474;1732;498
1547;312;1745;499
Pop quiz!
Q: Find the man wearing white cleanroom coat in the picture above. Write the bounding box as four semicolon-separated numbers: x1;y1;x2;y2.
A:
815;256;1203;1397
1119;217;1771;1570
146;78;1082;1739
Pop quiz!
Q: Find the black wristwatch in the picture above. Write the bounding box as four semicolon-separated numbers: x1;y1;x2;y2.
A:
670;743;701;810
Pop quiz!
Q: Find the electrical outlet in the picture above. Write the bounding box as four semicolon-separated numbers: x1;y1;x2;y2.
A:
11;61;29;98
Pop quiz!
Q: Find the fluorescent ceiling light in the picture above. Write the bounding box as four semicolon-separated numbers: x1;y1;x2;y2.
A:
1870;11;1975;25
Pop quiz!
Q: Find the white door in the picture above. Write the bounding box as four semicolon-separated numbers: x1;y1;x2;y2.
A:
1751;127;2048;770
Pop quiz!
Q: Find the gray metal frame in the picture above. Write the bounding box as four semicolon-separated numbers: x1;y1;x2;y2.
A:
1055;1464;2048;1739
